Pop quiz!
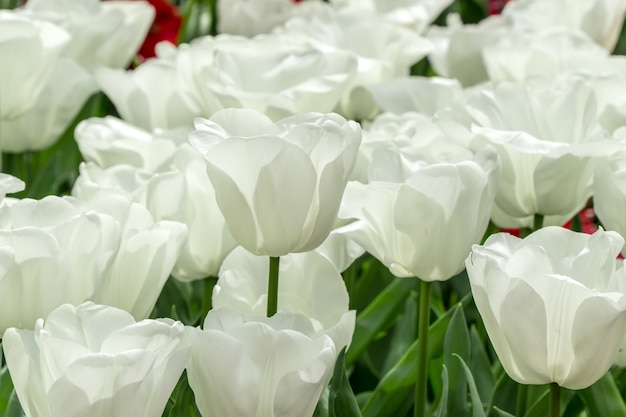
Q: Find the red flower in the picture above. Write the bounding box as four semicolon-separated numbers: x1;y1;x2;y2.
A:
136;0;182;62
487;0;509;15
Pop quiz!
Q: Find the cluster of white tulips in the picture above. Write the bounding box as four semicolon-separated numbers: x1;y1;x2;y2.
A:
2;0;626;416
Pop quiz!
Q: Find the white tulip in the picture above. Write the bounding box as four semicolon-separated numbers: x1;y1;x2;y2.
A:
3;302;190;417
187;306;335;417
466;227;626;389
190;108;361;256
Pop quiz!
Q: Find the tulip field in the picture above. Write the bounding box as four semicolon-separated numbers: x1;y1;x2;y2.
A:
2;0;626;416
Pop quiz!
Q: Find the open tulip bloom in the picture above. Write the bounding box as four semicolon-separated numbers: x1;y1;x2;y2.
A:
186;306;336;417
466;227;626;390
2;302;191;417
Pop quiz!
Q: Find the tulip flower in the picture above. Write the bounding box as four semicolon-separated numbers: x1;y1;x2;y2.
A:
218;0;321;37
95;58;201;131
22;0;155;69
3;302;191;417
278;7;432;120
426;13;511;87
482;28;611;83
189;108;361;257
175;33;358;120
186;306;336;417
466;227;626;390
488;0;510;14
0;12;70;120
503;0;626;51
0;174;25;201
75;116;188;173
329;0;454;34
73;117;239;281
593;151;626;257
72;190;188;320
338;147;500;281
0;196;118;332
136;0;182;62
356;112;473;183
2;59;97;152
214;246;356;352
440;76;616;229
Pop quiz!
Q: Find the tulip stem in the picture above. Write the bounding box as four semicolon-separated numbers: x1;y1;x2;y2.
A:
414;279;431;417
516;384;528;416
549;383;561;417
534;213;544;231
267;256;280;317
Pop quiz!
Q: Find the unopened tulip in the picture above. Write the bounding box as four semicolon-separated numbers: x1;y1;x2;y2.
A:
190;108;361;256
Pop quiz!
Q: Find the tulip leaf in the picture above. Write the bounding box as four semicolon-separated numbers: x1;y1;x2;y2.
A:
152;278;211;326
578;372;626;417
314;387;330;417
491;407;515;417
444;305;471;416
433;365;450;417
360;304;460;417
489;371;519;415
0;0;22;9
521;389;548;417
453;354;486;417
0;366;14;415
381;289;418;375
469;326;495;408
346;278;416;366
165;371;200;417
328;348;362;417
4;391;22;417
179;0;216;42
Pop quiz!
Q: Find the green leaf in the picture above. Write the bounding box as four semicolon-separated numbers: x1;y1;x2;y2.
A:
152;277;215;326
346;278;416;366
329;348;362;417
469;326;495;409
443;305;471;416
360;304;461;417
433;365;450;417
4;390;22;417
579;372;626;417
381;290;418;375
522;388;548;417
454;354;486;417
314;387;330;417
491;407;515;417
165;371;199;417
489;371;519;416
0;366;14;415
179;0;216;42
352;256;396;312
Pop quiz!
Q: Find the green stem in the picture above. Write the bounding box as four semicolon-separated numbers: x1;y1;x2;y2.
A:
516;384;528;417
414;279;431;417
549;383;561;417
200;276;217;322
533;213;544;231
267;257;280;317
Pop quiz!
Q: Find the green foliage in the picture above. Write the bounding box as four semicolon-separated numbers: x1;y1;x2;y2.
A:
179;0;217;42
163;372;200;417
151;277;216;326
0;0;20;9
329;348;362;417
